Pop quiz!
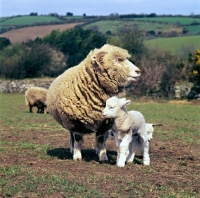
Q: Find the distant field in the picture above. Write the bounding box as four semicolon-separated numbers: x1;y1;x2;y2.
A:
145;35;200;54
133;17;200;25
186;25;200;35
0;23;84;43
0;16;61;26
83;20;182;35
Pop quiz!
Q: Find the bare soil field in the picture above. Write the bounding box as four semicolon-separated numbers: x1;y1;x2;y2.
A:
0;23;83;43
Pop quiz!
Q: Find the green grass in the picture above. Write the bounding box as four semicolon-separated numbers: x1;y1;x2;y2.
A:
83;20;182;35
0;93;199;197
0;166;102;197
186;25;200;35
0;16;61;26
133;17;200;25
145;35;200;54
128;101;200;144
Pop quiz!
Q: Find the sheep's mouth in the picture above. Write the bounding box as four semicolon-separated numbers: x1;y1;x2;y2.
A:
129;76;140;81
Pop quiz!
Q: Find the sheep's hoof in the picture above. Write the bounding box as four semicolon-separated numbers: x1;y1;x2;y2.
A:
99;150;108;162
99;160;108;164
73;152;82;161
74;158;82;161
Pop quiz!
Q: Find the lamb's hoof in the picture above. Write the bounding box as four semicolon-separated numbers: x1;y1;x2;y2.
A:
143;161;150;166
117;161;126;167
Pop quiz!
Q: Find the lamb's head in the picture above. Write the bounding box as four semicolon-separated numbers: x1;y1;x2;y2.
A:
91;44;141;93
102;96;131;118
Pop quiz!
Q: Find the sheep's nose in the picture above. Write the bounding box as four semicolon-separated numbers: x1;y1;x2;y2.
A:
135;69;140;74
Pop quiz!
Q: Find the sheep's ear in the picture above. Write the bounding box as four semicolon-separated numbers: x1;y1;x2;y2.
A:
121;99;131;107
95;51;107;66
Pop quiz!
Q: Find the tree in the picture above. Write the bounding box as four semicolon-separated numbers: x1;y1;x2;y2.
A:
66;12;73;16
0;37;11;50
109;27;146;63
43;28;107;68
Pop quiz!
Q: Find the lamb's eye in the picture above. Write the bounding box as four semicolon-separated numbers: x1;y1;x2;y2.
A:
109;106;114;109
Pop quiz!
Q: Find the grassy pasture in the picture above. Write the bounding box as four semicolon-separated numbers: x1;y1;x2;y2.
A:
83;20;182;35
133;17;200;25
0;93;200;197
0;16;61;26
145;35;200;54
186;25;200;35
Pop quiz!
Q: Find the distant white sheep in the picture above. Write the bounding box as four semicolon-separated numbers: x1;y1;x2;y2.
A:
25;87;48;114
102;96;150;167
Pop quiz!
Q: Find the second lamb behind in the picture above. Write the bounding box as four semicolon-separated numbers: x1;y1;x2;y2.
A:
102;96;150;167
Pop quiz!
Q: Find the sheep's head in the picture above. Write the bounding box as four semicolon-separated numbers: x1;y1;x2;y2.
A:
102;96;131;118
91;44;140;93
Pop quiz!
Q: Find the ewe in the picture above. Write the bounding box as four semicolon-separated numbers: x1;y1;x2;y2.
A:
102;96;150;167
25;87;48;114
46;44;141;162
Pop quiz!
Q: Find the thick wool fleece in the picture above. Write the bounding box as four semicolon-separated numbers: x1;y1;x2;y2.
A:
25;87;48;106
46;44;132;132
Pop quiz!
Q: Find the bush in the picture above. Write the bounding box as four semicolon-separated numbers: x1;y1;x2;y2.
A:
108;27;146;63
0;41;66;79
127;49;191;98
0;37;11;50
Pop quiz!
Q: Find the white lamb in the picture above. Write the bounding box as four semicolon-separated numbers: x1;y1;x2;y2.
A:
102;96;150;167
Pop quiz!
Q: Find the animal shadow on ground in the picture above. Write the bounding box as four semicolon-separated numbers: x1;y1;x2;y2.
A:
47;147;143;165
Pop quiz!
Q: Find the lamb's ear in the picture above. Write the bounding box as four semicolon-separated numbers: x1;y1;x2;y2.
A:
120;99;131;107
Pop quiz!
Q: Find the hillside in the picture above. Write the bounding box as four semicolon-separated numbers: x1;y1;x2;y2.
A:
0;23;83;43
0;15;200;54
145;35;200;54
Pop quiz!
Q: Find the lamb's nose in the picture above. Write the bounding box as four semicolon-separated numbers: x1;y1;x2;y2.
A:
135;69;140;74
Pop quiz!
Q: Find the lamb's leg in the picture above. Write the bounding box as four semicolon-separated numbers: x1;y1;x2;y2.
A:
138;135;150;165
113;132;121;164
126;135;138;163
70;132;83;161
117;135;131;167
96;118;114;163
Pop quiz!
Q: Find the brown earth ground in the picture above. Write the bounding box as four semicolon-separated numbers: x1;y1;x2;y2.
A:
1;119;200;197
0;23;83;43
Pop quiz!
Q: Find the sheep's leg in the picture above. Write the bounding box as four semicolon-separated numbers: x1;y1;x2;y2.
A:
117;135;131;167
138;136;150;166
96;133;108;162
29;105;34;113
37;107;41;113
71;132;83;161
96;118;114;163
70;131;74;154
126;135;138;163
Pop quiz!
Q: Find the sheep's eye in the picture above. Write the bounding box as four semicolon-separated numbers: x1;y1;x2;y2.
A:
109;106;114;109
